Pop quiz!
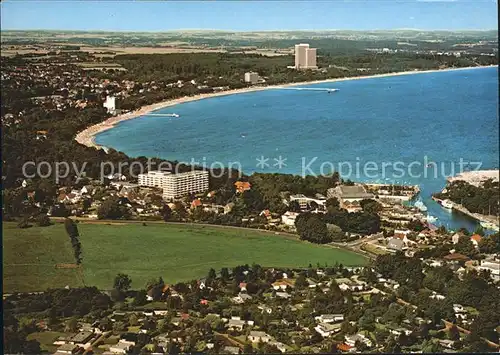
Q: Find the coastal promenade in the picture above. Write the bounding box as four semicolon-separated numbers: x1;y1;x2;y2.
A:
74;65;494;150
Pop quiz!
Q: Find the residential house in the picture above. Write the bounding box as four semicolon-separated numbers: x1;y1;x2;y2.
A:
227;319;246;331
344;333;372;348
439;340;456;349
477;257;500;281
470;234;482;248
443;253;470;263
275;291;291;299
289;194;326;210
314;322;342;337
272;279;294;291
430;291;446;300
232;293;252;304
258;305;273;314
269;341;287;353
68;331;94;349
315;314;344;324
109;340;135;354
248;331;272;343
222;346;240;354
335;278;365;292
282;211;299;226
234;181;251;193
387;237;404;251
451;232;461;244
54;344;80;354
224;202;235;214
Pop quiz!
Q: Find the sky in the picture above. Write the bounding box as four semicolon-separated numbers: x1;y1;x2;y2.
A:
1;1;498;32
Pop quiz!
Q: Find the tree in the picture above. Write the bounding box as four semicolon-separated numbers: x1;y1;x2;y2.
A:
129;314;139;326
97;197;131;220
36;214;52;227
113;273;132;292
220;267;230;281
360;199;381;214
113;321;127;331
65;317;78;332
243;342;254;354
288;200;301;212
295;213;331;244
479;232;500;254
326;223;344;241
326;197;340;210
474;225;485;237
207;268;217;281
295;273;308;289
455;235;477;257
162;204;172;222
64;217;83;264
133;290;148;306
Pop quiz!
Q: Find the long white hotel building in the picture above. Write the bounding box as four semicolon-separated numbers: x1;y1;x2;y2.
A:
294;43;317;70
138;170;209;200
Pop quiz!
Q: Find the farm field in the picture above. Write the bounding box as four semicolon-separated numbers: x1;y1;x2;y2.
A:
3;221;367;292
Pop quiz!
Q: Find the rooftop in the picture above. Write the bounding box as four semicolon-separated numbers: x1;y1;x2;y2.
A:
336;185;374;199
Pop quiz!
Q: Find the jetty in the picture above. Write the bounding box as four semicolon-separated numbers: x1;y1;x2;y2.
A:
143;113;179;117
274;87;339;93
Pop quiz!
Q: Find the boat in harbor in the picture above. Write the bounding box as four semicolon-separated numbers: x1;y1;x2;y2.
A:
425;215;438;223
480;221;500;231
414;200;428;212
441;199;454;210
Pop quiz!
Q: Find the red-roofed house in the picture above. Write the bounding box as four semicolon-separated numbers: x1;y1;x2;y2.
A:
235;181;251;193
470;234;482;247
180;313;190;320
191;199;202;209
337;343;353;352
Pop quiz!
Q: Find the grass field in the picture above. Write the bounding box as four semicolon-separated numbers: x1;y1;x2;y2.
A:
3;221;367;292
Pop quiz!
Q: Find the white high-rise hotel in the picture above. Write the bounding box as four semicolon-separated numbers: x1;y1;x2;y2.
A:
294;43;317;70
138;170;209;200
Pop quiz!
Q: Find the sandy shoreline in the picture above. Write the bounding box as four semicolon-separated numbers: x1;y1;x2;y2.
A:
75;65;495;149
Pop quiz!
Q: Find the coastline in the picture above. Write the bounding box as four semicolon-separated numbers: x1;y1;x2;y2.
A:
75;65;495;149
432;196;500;228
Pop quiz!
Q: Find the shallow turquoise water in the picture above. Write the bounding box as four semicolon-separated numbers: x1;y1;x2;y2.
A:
96;67;499;232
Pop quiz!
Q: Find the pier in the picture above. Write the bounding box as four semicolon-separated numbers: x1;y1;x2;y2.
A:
143;113;179;117
274;87;339;92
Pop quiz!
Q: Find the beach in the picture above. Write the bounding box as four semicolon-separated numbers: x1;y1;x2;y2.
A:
75;65;494;149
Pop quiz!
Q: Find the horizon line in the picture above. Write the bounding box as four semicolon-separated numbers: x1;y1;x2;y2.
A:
1;28;498;33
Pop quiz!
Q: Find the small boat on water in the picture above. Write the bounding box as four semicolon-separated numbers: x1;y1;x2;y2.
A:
240;133;247;138
414;200;428;212
441;199;454;210
165;113;180;118
425;215;438;223
480;221;500;231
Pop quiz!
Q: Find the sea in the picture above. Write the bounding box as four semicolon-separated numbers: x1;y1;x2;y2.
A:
95;66;499;232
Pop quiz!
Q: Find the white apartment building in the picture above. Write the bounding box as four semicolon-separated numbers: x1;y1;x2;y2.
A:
244;72;260;84
294;43;317;70
138;170;172;188
103;95;116;114
138;170;209;200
